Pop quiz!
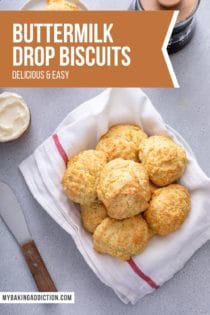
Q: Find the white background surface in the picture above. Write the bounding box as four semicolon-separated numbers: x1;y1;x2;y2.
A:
0;0;210;314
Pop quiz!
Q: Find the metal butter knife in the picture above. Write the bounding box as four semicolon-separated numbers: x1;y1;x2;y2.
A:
0;181;57;292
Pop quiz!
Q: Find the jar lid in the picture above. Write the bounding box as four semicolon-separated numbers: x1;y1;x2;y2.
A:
158;0;181;7
139;0;198;22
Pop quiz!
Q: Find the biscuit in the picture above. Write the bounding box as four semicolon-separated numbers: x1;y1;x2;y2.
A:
139;135;187;186
96;124;148;162
97;158;151;219
81;200;107;234
103;124;148;146
96;136;138;162
62;150;107;205
46;0;81;10
93;216;150;260
144;184;190;235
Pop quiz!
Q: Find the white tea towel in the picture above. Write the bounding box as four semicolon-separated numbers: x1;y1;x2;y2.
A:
19;88;210;304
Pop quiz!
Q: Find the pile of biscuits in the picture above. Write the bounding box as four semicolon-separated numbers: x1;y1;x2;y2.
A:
62;125;191;261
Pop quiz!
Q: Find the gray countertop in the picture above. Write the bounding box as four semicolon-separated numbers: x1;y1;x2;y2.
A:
0;0;210;314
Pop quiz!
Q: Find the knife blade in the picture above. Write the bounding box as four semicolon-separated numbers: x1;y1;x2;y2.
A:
0;181;31;244
0;181;57;292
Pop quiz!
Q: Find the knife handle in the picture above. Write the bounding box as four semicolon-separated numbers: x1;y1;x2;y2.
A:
21;240;57;292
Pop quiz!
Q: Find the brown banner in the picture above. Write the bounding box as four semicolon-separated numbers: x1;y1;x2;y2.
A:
0;11;177;87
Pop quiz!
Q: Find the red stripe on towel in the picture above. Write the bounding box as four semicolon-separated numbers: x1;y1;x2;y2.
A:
52;133;159;290
127;258;159;289
52;134;68;165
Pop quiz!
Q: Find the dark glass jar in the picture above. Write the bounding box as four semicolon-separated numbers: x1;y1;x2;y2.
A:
129;0;200;54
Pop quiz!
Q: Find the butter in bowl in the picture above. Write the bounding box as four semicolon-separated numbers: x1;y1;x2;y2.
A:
0;92;31;143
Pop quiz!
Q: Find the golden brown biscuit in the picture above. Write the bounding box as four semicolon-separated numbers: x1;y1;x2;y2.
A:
97;159;151;219
103;124;148;146
96;124;148;162
96;136;138;162
144;184;190;236
139;135;187;186
46;0;81;10
93;216;150;260
62;150;107;205
81;200;107;234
